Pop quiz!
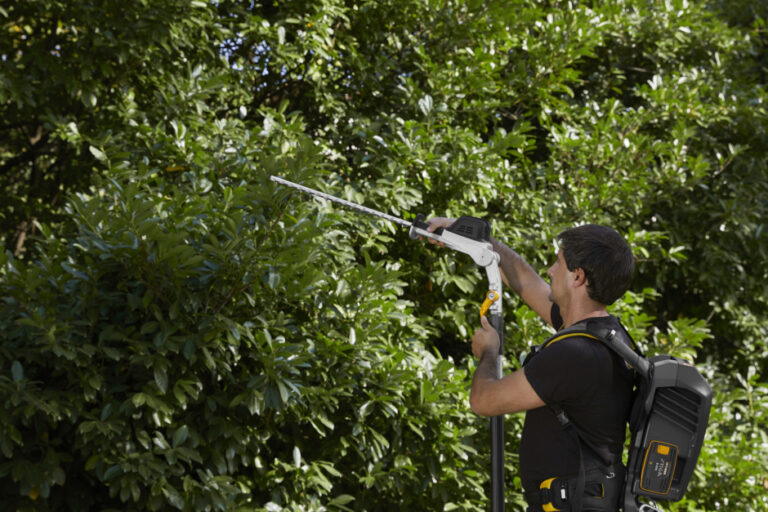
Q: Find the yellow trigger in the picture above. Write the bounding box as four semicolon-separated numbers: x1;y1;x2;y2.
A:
480;290;499;317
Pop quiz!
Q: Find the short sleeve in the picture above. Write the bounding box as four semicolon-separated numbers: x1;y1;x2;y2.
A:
523;337;604;405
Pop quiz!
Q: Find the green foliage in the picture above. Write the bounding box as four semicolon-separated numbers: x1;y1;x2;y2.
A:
0;0;228;254
0;113;488;510
1;0;767;510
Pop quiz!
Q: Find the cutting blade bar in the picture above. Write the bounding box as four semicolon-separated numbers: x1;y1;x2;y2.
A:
270;175;412;228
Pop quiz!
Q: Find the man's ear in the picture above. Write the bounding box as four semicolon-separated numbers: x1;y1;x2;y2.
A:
572;268;588;288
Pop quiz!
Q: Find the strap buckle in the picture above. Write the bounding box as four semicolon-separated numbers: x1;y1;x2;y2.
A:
538;476;571;511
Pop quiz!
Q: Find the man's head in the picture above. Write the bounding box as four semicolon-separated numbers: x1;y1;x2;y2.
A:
556;224;634;306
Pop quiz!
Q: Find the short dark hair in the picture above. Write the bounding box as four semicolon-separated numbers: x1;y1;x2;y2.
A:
557;224;635;305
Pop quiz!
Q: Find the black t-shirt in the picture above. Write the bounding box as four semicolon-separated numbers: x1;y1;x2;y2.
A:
520;304;634;492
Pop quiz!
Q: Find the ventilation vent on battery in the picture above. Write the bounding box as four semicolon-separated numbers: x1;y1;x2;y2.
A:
653;387;702;434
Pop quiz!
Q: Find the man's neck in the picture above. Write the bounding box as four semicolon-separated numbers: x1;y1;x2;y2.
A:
560;304;609;328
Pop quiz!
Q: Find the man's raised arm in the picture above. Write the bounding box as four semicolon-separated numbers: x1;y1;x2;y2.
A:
489;237;554;327
425;217;554;327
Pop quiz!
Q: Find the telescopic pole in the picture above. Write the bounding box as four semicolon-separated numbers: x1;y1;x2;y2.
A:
489;317;505;512
484;267;505;512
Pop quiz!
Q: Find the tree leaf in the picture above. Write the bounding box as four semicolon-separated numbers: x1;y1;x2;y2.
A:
154;367;168;394
418;94;433;116
11;361;23;382
293;446;301;468
89;146;106;162
172;425;189;447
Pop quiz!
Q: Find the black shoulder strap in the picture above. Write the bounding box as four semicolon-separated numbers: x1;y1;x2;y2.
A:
550;403;597;512
550;403;612;466
554;319;650;378
523;323;606;367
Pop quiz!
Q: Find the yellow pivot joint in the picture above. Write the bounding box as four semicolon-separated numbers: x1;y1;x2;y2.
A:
480;290;499;317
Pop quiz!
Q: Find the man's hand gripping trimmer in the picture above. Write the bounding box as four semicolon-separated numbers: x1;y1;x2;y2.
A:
271;175;507;511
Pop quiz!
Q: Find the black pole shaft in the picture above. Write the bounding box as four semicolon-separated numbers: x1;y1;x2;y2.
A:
491;415;505;511
488;313;505;512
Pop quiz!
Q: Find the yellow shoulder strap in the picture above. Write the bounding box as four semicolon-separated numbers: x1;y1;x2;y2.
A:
543;330;637;371
543;331;600;349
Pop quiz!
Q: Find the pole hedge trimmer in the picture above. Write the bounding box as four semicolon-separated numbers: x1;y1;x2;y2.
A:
271;175;507;511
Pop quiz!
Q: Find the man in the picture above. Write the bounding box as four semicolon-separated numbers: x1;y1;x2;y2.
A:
426;219;635;511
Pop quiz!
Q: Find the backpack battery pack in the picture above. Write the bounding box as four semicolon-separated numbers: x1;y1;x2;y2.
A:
534;323;713;512
625;355;712;504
